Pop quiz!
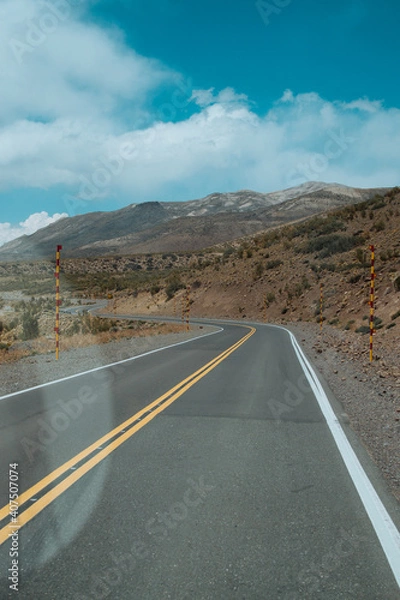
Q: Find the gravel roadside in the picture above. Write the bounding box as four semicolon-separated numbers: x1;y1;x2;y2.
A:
288;322;400;504
0;325;216;397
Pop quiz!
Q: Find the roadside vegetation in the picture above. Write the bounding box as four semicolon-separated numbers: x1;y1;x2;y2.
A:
1;186;399;361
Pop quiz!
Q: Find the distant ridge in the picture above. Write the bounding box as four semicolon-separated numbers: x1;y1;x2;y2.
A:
0;182;389;260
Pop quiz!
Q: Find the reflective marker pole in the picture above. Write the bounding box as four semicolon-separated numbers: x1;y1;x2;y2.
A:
186;285;191;331
320;283;324;332
181;295;185;329
263;294;267;323
369;245;375;362
55;245;62;360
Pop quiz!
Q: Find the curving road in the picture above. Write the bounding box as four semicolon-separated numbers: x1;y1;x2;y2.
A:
0;321;399;599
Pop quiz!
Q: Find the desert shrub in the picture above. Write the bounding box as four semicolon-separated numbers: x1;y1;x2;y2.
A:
372;219;385;232
21;312;39;340
253;262;264;279
150;284;161;296
8;318;19;330
348;273;361;284
223;247;235;260
165;274;185;300
294;283;303;298
265;259;283;270
292;216;346;239
67;320;81;336
391;310;400;321
266;292;276;304
260;231;281;247
299;234;366;258
356;325;370;335
355;248;368;265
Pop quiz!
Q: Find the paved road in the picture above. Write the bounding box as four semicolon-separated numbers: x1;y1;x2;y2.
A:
60;300;109;315
0;322;399;599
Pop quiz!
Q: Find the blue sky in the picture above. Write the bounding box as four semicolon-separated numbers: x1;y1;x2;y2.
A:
0;0;399;245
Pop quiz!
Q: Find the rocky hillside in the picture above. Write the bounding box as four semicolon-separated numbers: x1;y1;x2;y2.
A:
1;187;399;373
102;187;399;373
0;182;388;260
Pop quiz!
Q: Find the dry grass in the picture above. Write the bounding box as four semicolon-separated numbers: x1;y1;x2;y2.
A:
0;322;185;364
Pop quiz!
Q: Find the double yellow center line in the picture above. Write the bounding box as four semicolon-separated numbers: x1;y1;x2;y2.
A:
0;326;255;545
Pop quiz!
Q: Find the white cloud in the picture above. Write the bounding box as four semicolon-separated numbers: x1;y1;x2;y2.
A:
341;98;383;113
0;212;68;247
280;89;294;103
191;87;249;108
0;0;398;221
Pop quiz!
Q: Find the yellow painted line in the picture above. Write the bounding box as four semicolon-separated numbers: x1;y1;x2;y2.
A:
0;327;255;545
0;326;253;523
0;326;254;523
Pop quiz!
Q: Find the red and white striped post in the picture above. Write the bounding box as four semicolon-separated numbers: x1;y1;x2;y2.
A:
369;245;375;362
263;294;267;323
55;245;62;360
181;295;185;329
320;283;324;332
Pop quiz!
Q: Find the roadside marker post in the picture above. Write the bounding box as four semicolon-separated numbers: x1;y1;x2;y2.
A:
186;285;191;331
369;245;376;362
320;283;324;332
181;295;185;329
263;294;267;323
54;245;62;361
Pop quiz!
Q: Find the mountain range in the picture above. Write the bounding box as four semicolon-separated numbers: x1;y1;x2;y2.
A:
0;182;388;261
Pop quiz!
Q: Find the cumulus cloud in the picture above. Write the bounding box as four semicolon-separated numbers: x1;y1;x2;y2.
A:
190;87;249;108
68;88;399;201
0;0;398;226
0;212;68;247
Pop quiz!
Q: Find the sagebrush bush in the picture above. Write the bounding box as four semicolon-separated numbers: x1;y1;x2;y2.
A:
21;312;39;340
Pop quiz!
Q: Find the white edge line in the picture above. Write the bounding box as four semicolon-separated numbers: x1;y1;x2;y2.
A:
270;323;400;589
0;326;223;402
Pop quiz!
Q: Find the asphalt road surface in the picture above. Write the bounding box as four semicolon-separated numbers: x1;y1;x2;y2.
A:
0;321;399;599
